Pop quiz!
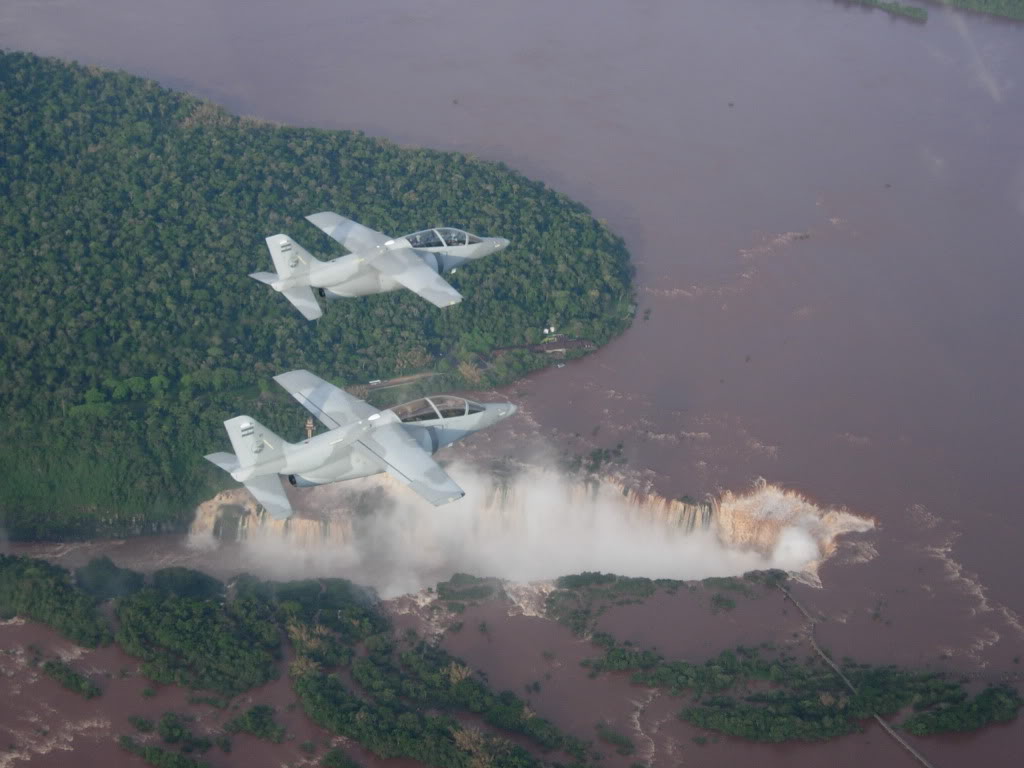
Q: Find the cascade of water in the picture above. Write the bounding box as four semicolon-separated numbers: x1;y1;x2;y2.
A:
188;465;873;596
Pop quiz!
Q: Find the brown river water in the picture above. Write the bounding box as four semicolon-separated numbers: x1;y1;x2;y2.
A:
2;0;1024;764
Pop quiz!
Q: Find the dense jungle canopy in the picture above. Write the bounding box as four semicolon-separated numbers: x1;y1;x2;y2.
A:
0;51;633;539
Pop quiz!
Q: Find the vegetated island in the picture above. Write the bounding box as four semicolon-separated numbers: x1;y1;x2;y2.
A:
841;0;929;21
0;51;633;540
934;0;1024;20
838;0;1024;20
2;556;1020;767
541;571;1023;741
3;554;590;768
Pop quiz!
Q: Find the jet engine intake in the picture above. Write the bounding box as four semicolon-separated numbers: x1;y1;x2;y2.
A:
404;425;440;455
419;251;443;275
288;474;322;488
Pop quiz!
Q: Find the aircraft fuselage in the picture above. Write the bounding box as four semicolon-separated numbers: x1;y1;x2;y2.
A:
313;236;506;300
285;399;515;488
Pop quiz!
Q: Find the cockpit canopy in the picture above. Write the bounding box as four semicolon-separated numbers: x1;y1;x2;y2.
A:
391;396;486;422
405;228;482;249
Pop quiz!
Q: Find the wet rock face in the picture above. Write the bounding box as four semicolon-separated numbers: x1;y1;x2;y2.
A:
190;466;873;596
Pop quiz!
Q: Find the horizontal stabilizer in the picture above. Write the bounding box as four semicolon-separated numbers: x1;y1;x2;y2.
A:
243;475;293;520
249;271;278;285
282;286;323;320
204;452;240;474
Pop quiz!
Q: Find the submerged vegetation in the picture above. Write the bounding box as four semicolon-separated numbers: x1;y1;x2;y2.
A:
545;572;682;635
11;555;584;767
937;0;1024;21
75;556;145;599
41;659;102;698
4;555;1021;758
583;635;1023;741
0;50;633;540
156;712;213;754
544;570;785;635
0;555;111;647
843;0;929;20
119;736;213;768
436;572;505;605
594;722;635;755
224;705;286;743
115;586;281;695
837;0;1024;21
321;749;363;768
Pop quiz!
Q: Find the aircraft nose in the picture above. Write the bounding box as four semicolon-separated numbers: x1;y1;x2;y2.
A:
493;237;510;250
490;403;517;420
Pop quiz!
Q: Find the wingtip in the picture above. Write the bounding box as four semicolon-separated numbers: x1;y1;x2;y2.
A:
444;294;464;308
249;271;279;285
273;369;311;385
306;211;339;225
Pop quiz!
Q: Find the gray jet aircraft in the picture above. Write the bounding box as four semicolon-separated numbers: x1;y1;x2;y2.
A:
204;369;516;518
251;213;510;320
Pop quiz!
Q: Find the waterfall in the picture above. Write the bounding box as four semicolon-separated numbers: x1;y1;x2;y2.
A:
189;465;873;596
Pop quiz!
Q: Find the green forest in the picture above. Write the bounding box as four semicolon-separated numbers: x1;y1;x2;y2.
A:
0;51;633;540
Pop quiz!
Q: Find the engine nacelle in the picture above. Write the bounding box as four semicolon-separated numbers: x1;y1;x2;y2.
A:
288;474;323;488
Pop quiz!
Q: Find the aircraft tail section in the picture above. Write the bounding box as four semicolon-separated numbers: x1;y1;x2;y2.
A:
207;421;294;519
280;287;322;320
264;234;321;281
204;451;241;474
223;415;288;471
242;475;293;520
251;235;324;320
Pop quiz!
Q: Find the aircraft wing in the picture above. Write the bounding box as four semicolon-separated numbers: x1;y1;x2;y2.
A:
356;422;465;506
367;246;464;308
274;369;378;429
306;212;391;253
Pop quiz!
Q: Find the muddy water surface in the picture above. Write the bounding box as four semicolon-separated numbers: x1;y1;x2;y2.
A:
3;0;1024;764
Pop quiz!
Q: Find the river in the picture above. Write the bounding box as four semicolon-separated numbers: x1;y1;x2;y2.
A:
2;0;1023;764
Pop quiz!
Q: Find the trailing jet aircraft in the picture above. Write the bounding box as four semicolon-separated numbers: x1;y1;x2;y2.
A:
204;369;517;518
251;213;510;319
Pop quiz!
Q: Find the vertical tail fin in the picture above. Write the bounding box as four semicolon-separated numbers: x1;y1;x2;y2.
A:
223;416;288;470
264;234;321;281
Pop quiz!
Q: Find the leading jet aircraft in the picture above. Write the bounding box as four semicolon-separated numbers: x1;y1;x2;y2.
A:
251;213;510;320
204;369;517;518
